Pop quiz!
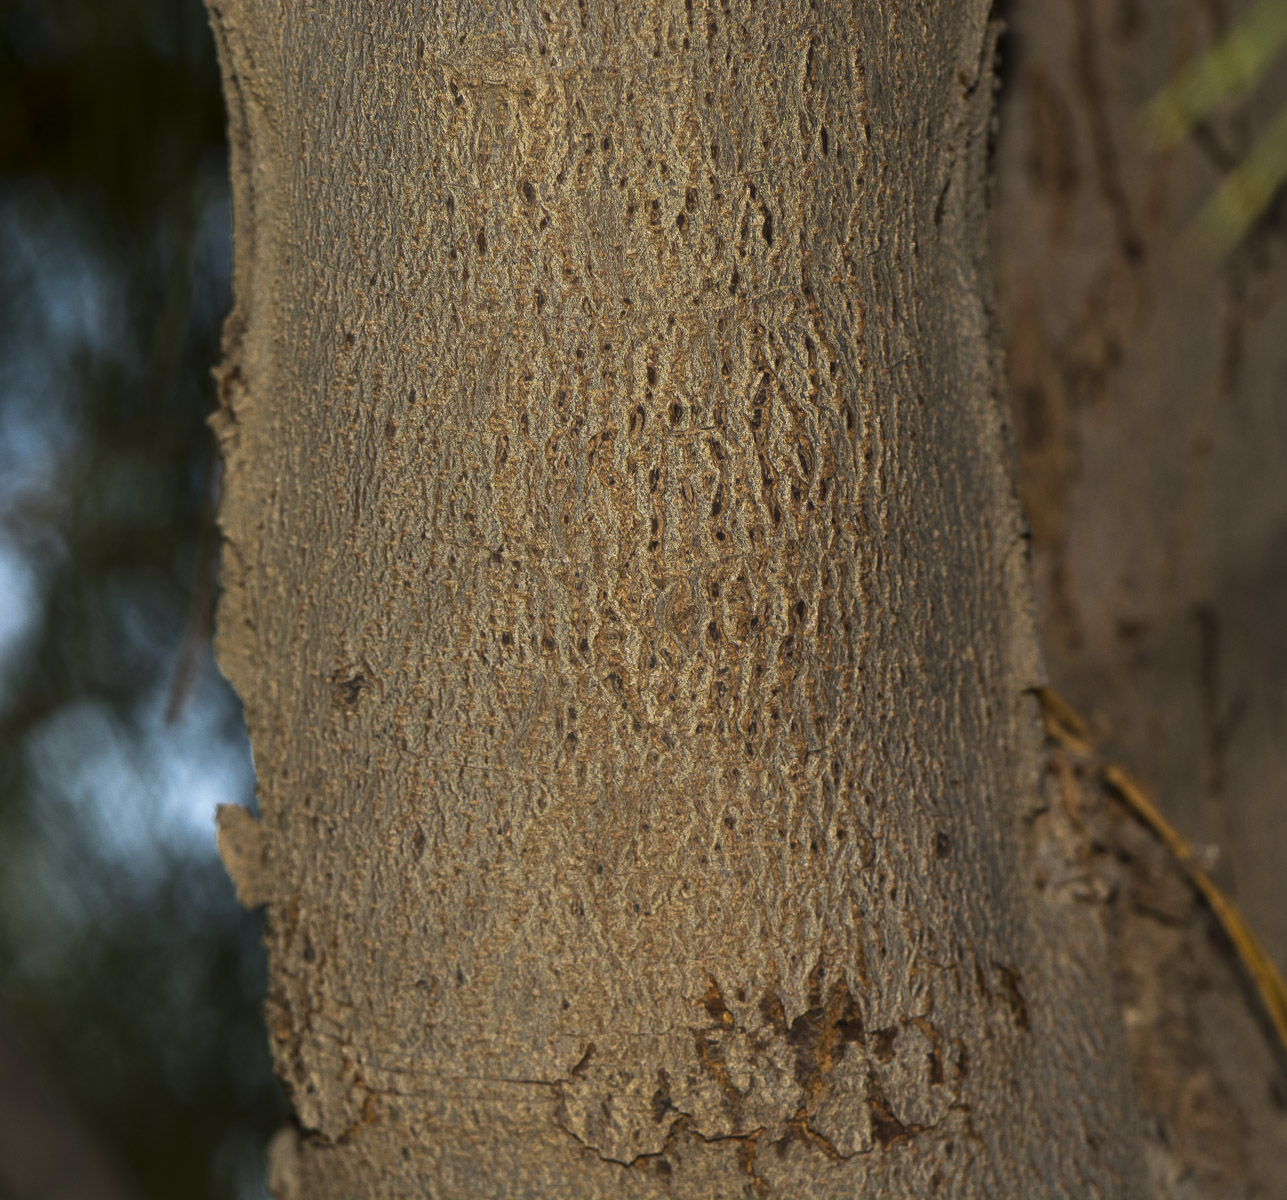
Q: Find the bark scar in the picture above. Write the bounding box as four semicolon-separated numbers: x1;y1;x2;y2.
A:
216;802;274;907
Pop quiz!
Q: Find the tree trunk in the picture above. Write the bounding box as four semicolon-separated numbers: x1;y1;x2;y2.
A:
996;0;1287;1191
207;0;1147;1193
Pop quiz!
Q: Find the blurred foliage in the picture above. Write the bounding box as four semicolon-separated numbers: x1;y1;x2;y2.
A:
1143;0;1287;249
0;0;225;215
0;0;286;1197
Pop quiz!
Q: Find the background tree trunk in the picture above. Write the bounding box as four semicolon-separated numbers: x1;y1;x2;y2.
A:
995;0;1287;1191
207;0;1149;1193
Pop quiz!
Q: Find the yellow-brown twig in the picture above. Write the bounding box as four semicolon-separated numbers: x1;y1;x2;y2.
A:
1036;687;1287;1058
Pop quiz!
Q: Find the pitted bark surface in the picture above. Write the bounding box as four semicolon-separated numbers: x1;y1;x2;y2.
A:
209;0;1147;1193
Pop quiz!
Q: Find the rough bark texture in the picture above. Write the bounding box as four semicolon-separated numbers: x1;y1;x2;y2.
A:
208;0;1148;1194
995;0;1287;1193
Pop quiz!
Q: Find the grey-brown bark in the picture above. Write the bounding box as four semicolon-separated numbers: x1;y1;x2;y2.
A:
208;0;1149;1194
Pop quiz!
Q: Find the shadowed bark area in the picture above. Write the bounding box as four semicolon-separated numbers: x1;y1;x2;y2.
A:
208;0;1147;1193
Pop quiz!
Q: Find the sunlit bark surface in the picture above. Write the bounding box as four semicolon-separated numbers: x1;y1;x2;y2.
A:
208;0;1147;1194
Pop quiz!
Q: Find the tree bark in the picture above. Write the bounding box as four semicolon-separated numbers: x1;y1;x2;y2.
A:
207;0;1147;1193
995;0;1287;1190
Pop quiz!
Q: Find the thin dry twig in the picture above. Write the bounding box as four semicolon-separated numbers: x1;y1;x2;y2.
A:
1036;686;1287;1058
